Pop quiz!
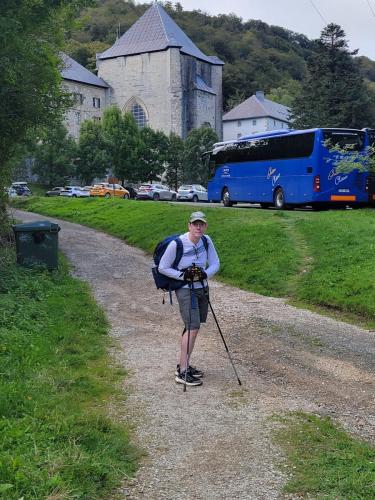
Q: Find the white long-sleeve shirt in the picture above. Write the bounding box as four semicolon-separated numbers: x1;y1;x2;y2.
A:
158;232;220;289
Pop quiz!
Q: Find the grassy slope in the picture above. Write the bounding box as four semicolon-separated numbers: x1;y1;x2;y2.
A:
12;196;375;326
0;247;139;499
274;412;375;498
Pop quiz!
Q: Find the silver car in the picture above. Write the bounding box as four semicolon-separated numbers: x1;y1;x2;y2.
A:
177;184;208;202
60;186;90;198
136;183;177;201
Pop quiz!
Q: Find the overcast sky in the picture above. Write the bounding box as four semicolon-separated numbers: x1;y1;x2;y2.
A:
163;0;375;60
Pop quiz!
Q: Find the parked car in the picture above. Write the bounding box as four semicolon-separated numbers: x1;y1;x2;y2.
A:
177;184;208;202
124;186;138;199
11;182;31;196
60;186;90;197
136;184;177;201
90;183;130;199
46;187;65;196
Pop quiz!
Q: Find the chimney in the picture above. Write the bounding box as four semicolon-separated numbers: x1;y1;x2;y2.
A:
255;91;265;101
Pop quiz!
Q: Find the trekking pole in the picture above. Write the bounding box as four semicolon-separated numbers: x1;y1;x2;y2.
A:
202;282;242;386
183;281;194;392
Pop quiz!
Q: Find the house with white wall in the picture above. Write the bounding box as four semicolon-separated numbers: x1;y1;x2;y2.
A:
223;91;291;142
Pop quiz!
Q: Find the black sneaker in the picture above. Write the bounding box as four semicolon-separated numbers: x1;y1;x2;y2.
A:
175;364;204;378
175;370;203;386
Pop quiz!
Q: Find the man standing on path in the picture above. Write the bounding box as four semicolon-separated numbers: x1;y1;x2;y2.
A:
159;211;220;387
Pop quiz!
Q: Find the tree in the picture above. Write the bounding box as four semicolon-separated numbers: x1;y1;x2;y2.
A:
291;24;375;128
76;119;110;184
0;0;88;223
102;107;142;183
138;127;169;182
164;133;185;190
182;127;219;185
32;123;77;186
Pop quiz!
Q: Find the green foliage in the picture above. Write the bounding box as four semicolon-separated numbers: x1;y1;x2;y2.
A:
183;127;218;185
0;248;139;498
274;412;375;498
32;122;78;186
102;107;142;183
77;119;111;184
0;0;88;188
11;197;375;328
138;127;169;182
292;24;375;128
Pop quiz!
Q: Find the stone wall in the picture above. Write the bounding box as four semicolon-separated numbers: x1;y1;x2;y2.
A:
97;49;184;137
63;81;109;139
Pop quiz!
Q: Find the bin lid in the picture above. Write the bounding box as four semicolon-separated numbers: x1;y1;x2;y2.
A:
12;220;61;232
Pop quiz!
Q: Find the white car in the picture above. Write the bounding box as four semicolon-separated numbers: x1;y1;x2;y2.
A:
177;184;208;202
60;186;90;198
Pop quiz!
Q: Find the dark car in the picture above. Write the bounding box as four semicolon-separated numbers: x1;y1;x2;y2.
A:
12;184;31;196
46;187;65;196
124;186;138;199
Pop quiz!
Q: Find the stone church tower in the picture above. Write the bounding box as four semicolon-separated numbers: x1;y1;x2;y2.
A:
96;3;223;139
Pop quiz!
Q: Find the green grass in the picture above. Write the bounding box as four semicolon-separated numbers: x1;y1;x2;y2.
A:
11;196;375;327
0;244;140;499
274;412;375;499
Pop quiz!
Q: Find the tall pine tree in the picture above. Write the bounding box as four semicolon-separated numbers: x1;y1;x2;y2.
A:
291;24;375;129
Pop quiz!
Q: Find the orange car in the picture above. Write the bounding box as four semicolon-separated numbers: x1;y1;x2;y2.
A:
90;183;130;199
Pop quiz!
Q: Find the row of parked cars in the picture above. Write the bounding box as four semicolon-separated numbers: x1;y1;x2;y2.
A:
45;183;208;202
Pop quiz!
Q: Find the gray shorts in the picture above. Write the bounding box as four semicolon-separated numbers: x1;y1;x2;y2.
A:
175;286;209;330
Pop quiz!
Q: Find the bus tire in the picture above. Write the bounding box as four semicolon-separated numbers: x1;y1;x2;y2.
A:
222;188;233;207
274;188;286;209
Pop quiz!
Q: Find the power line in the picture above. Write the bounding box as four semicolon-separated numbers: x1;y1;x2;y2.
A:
308;0;329;25
365;0;375;17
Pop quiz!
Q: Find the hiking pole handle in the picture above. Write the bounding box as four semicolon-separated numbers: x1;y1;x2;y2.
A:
207;297;242;386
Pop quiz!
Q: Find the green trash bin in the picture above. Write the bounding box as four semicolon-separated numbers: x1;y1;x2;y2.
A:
13;220;61;270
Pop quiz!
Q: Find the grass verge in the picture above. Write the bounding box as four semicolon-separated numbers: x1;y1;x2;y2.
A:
274;412;375;499
0;243;140;499
10;197;375;328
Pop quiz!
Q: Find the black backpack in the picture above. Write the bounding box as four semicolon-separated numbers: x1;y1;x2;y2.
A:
152;234;209;303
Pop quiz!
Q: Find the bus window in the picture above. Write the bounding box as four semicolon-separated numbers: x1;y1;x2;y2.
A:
323;130;365;151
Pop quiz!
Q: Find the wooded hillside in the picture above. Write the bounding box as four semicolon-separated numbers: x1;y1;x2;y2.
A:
66;0;375;110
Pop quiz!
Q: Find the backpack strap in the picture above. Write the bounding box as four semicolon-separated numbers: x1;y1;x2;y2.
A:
172;237;183;269
201;235;209;254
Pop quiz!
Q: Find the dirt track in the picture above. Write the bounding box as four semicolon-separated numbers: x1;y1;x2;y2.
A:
13;209;375;499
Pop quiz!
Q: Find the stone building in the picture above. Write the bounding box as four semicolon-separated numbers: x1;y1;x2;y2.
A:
62;3;223;140
61;53;110;140
223;91;291;141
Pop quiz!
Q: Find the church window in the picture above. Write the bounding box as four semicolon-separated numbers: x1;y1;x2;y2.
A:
131;102;147;128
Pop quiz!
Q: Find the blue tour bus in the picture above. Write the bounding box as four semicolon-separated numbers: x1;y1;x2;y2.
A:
206;128;369;209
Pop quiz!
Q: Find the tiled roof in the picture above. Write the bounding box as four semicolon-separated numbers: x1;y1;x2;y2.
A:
223;93;290;122
98;3;223;65
60;53;109;88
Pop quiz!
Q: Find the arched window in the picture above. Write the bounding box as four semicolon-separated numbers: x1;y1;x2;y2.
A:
131;102;147;128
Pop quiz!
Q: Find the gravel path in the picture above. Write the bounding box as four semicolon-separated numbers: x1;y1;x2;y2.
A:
13;210;375;499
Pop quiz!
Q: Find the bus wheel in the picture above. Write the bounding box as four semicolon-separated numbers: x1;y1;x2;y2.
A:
274;188;286;209
222;188;233;207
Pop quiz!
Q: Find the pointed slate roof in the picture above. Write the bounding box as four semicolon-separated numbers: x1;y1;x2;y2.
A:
60;53;108;88
98;3;223;65
223;92;290;122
